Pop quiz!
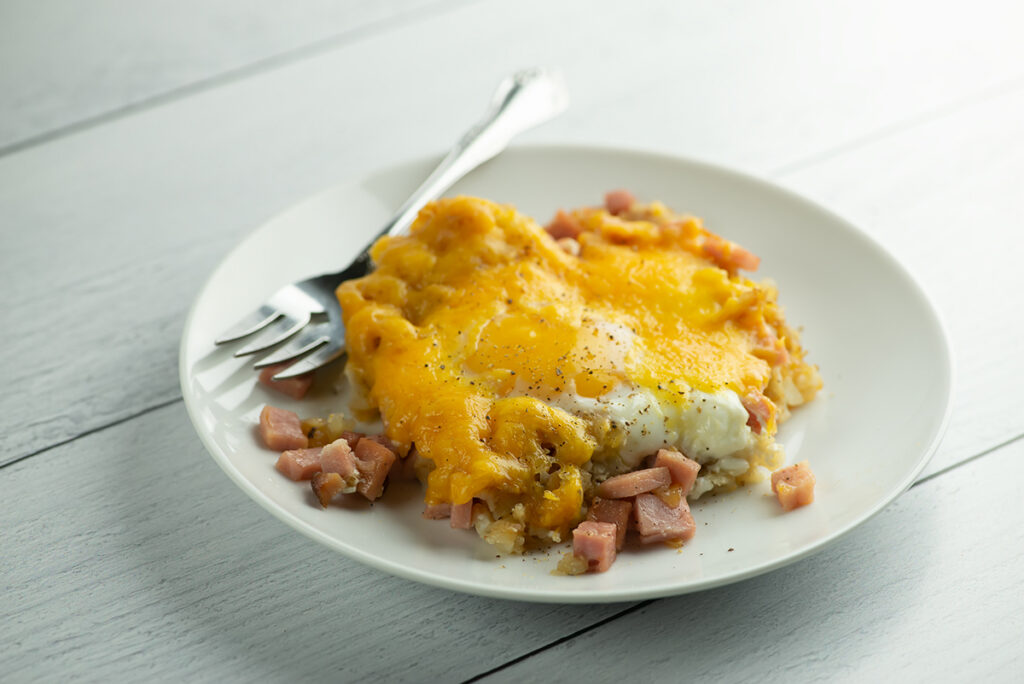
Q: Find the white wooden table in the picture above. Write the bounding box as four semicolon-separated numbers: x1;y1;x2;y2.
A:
3;1;1023;680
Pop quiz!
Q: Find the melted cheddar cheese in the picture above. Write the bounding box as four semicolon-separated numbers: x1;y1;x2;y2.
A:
338;196;820;543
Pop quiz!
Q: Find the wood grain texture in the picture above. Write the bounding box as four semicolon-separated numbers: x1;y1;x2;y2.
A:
4;0;1024;465
0;401;628;682
2;406;1020;681
0;0;448;151
481;438;1024;683
3;2;1024;681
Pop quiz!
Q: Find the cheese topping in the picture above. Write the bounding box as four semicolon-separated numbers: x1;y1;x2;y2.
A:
337;196;819;540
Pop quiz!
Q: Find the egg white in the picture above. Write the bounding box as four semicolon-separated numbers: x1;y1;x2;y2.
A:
515;380;756;498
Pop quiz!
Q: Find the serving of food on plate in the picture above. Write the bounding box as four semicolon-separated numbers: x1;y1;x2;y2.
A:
180;142;953;601
254;190;822;574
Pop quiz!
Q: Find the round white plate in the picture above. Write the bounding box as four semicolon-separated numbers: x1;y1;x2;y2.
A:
180;145;952;603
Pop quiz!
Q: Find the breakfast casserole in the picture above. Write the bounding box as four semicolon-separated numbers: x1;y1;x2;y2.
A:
266;190;813;557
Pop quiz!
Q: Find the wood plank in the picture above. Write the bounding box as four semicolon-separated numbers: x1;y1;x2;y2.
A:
480;436;1024;682
0;401;627;681
0;0;446;151
4;0;1024;465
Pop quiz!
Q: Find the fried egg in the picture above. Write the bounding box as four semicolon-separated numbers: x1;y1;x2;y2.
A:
337;195;820;542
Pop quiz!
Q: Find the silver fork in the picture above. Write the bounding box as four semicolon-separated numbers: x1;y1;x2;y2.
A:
214;67;569;379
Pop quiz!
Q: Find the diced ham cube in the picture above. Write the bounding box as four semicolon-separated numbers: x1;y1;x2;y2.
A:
450;501;473;529
771;461;816;511
653;448;701;496
361;433;398;451
353;438;396;501
259;405;308;451
587;498;631;551
546;210;582;240
340;431;364;449
275;447;323;481
741;392;774;435
573;521;617;573
257;363;314;400
633;492;696;544
702;233;760;272
604;189;635;215
311;472;348;507
422;503;452;520
726;245;760;271
597;466;671;499
320;438;358;479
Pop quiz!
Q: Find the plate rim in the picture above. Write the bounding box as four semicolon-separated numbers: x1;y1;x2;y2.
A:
179;142;954;603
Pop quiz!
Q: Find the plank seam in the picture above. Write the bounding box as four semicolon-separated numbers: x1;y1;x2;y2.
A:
0;0;480;160
461;600;654;683
911;431;1024;488
0;396;183;470
771;72;1024;178
2;398;1021;674
458;429;1024;680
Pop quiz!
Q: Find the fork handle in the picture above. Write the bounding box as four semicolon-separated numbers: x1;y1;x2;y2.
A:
374;67;570;241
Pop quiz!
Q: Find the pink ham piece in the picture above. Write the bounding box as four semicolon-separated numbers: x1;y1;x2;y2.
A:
633;492;696;544
772;461;816;511
653;448;701;496
422;503;452;520
257;363;314;400
311;472;347;507
741;392;774;435
604;189;635;215
573;521;617;573
587;498;631;551
353;438;396;501
729;246;760;271
275;447;323;481
320;439;358;480
450;501;473;529
545;210;582;240
597;466;671;499
340;431;364;450
361;433;398;452
702;233;760;272
259;405;308;451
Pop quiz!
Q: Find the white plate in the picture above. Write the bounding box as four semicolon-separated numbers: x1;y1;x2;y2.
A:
180;145;952;603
